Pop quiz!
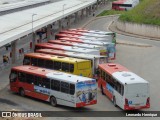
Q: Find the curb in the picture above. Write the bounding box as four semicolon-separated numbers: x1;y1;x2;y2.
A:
108;16;160;41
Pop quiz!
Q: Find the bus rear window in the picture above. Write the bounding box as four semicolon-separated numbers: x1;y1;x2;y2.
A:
78;62;90;69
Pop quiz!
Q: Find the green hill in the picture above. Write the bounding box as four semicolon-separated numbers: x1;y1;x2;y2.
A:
120;0;160;25
98;0;160;25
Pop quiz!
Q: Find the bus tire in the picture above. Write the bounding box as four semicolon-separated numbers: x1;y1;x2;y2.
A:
50;96;57;107
113;96;117;107
19;88;25;97
101;86;104;95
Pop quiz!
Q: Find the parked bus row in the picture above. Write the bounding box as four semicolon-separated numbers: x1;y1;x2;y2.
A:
9;28;150;110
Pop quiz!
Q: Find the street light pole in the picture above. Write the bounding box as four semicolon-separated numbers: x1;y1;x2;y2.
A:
32;13;37;51
62;4;66;29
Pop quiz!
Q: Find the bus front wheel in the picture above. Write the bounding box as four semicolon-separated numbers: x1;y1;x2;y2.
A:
19;88;25;97
50;96;57;107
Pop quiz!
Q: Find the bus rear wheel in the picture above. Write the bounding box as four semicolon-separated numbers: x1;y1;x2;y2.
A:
50;96;57;107
19;88;25;97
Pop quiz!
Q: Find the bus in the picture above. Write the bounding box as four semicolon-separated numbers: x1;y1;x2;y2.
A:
36;49;108;78
112;0;139;11
59;30;111;40
58;37;116;60
23;53;92;77
55;33;113;43
97;63;150;110
66;28;116;44
35;43;101;56
48;40;107;56
10;65;97;108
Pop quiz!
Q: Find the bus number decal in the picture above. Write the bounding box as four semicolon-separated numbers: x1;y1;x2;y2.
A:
106;84;113;94
34;86;50;95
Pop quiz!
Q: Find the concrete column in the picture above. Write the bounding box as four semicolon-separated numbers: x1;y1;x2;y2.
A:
85;7;89;17
47;24;52;41
67;15;71;28
81;9;84;19
32;32;36;51
89;6;92;15
11;40;17;64
58;19;62;31
96;1;99;9
74;12;78;23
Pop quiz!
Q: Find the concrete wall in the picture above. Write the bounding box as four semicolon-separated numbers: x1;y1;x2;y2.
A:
116;20;160;39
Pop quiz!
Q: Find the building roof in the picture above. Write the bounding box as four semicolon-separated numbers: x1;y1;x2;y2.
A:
0;0;96;47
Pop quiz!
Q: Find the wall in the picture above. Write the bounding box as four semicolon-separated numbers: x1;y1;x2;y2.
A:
116;20;160;39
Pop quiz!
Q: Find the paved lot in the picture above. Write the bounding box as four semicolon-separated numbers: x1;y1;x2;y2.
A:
0;2;160;120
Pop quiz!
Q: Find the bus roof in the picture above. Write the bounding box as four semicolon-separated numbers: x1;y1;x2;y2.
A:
98;63;148;85
60;30;110;38
36;49;107;59
48;40;103;49
68;29;114;35
98;63;129;75
59;37;112;45
24;53;89;63
35;43;100;53
12;65;94;83
56;33;108;41
56;33;81;38
113;71;148;85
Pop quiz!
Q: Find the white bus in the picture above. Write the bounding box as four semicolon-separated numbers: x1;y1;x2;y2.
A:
35;43;100;56
56;33;113;43
10;65;97;108
58;37;116;60
36;49;108;78
98;63;150;110
48;40;107;56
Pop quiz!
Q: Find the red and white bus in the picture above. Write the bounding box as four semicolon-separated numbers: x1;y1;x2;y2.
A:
59;30;111;40
48;40;107;56
35;43;101;56
58;37;116;60
98;63;150;110
10;65;97;108
66;28;116;44
36;49;108;78
112;0;139;11
55;33;112;43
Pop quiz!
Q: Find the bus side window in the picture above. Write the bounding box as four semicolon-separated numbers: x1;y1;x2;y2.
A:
9;70;17;82
31;58;38;66
26;74;34;84
18;72;26;82
54;61;61;70
34;76;42;86
37;59;45;67
61;81;69;94
121;84;124;96
70;64;74;73
62;62;69;72
23;56;30;65
45;60;53;69
70;84;75;95
42;78;50;89
51;80;60;91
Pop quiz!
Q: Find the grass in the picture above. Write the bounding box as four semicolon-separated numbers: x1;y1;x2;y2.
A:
98;0;160;26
